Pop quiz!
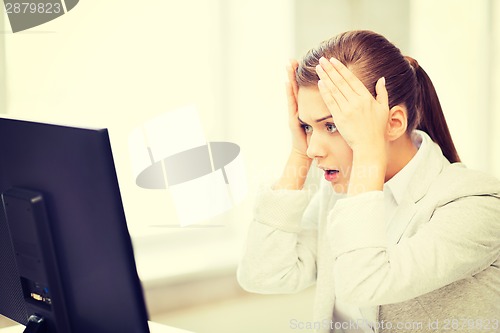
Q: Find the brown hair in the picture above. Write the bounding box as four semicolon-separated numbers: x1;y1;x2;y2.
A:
296;30;460;163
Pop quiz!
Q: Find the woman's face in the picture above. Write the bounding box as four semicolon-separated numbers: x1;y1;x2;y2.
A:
297;86;353;193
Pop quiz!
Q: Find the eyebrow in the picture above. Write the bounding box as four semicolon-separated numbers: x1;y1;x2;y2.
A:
297;115;333;124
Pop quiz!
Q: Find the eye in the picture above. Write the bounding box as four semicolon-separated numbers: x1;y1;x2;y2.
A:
325;123;337;133
301;124;313;134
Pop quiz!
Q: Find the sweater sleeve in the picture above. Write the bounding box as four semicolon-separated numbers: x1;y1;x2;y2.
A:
328;191;500;307
237;187;319;294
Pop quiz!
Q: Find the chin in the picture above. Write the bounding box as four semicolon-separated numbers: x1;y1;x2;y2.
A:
331;182;349;194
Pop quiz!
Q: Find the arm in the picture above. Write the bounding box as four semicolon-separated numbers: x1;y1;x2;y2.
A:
237;187;318;294
237;60;318;293
328;193;500;306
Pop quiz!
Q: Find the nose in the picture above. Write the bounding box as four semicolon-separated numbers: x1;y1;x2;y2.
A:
306;132;326;160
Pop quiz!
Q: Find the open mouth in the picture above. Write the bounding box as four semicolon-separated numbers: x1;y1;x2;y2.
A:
324;169;339;181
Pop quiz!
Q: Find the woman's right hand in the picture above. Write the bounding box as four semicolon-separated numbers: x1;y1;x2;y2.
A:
286;60;310;159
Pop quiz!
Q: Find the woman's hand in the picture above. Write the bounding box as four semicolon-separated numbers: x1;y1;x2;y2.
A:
286;59;310;159
315;57;389;194
271;60;312;191
315;57;389;153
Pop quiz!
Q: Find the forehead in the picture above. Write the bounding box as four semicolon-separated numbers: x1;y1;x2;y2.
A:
297;86;331;122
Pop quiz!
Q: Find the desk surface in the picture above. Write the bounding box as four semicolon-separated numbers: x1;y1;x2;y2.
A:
0;321;193;333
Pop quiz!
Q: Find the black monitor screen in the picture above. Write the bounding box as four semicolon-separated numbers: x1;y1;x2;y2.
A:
0;117;150;333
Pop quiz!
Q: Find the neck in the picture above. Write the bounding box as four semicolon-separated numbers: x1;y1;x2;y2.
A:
385;134;418;182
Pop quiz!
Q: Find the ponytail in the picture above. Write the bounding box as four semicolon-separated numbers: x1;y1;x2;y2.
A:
406;56;461;163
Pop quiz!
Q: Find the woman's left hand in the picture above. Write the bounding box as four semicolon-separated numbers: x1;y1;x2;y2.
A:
315;57;389;153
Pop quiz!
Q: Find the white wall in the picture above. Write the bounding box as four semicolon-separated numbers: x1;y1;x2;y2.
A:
2;0;295;282
3;0;225;235
409;0;499;178
294;0;411;58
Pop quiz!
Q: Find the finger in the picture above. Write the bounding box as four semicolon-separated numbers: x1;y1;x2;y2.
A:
286;60;299;99
328;57;370;96
286;67;298;100
318;57;359;101
291;60;299;98
318;79;341;118
289;58;299;72
285;81;297;118
375;77;388;106
315;63;349;110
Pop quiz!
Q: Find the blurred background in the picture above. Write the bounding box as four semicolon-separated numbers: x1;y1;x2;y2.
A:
1;0;499;332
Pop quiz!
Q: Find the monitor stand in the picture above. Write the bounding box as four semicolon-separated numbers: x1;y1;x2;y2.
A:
23;315;47;333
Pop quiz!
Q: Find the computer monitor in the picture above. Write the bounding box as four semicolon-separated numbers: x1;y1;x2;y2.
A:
0;117;150;333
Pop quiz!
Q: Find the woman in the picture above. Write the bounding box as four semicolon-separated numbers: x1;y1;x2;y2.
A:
237;30;500;333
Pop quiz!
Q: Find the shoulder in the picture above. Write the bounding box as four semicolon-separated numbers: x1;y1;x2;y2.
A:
426;163;500;207
414;130;500;205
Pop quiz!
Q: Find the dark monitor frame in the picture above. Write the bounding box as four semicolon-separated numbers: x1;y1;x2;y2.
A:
0;117;150;333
